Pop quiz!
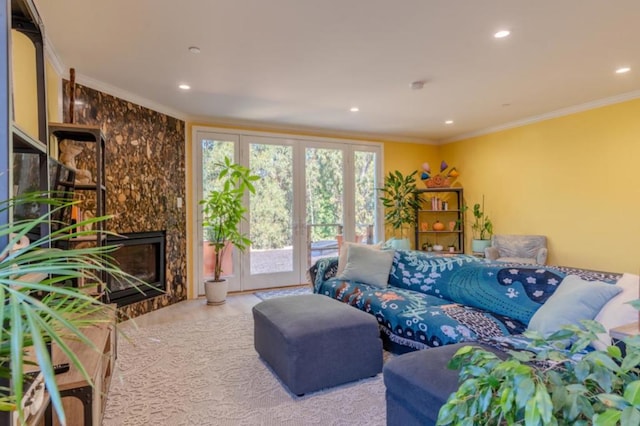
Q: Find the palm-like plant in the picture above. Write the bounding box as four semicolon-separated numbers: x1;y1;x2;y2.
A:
1;193;140;425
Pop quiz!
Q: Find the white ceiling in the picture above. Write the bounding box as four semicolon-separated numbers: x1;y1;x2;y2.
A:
34;0;640;143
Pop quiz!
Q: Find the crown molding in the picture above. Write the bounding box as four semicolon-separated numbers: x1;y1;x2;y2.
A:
441;89;640;144
73;73;188;121
188;115;437;145
43;37;65;77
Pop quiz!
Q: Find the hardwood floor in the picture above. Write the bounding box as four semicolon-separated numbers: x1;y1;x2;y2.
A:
120;294;261;329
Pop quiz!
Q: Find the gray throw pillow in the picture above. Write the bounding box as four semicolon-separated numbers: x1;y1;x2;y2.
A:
337;244;395;288
527;274;622;335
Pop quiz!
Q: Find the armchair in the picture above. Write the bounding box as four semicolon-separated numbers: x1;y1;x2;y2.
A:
484;234;548;265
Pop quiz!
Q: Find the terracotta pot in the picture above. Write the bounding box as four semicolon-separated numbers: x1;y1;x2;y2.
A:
432;221;445;231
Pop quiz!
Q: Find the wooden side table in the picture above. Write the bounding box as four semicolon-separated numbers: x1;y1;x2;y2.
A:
48;306;116;426
609;322;640;340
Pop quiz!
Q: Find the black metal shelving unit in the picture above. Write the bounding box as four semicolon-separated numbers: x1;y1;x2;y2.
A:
49;122;108;297
415;187;465;254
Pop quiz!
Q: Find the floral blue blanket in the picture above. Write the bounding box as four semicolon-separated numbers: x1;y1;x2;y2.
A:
310;250;620;352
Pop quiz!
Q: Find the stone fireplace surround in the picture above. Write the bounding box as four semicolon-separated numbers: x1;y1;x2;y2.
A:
63;81;187;320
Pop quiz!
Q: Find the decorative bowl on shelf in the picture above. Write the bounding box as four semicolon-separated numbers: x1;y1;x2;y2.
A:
433;244;444;252
423;175;451;188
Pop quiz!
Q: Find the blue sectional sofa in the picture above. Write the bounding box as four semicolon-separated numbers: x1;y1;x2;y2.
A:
310;250;623;353
311;249;637;425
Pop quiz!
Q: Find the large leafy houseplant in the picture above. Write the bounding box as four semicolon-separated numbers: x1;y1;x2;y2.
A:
437;309;640;426
200;157;259;282
378;170;422;247
1;194;140;425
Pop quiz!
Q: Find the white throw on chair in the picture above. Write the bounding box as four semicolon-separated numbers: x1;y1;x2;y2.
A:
484;234;548;265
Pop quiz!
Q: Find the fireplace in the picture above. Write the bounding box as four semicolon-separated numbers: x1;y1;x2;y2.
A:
106;231;166;306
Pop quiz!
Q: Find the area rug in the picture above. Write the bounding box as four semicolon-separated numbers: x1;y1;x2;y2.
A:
103;313;386;425
254;286;312;301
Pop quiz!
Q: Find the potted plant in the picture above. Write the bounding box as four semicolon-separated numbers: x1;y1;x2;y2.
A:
200;157;259;305
470;195;493;254
378;170;423;250
1;194;139;424
437;310;640;425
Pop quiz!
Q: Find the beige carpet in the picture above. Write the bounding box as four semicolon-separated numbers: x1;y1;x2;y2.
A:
103;313;386;425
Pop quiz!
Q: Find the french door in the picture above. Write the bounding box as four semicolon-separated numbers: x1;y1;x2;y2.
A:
242;136;301;290
194;128;382;294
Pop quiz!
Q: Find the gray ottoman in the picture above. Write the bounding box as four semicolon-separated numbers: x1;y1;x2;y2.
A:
253;294;383;395
383;343;508;426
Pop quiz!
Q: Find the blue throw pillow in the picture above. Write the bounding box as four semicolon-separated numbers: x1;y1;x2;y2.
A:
527;275;622;335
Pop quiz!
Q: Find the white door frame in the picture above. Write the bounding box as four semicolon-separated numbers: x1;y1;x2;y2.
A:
192;129;242;296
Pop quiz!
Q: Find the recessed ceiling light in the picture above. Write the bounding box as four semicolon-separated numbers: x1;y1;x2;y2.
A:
494;30;511;38
178;84;191;90
350;107;359;112
616;67;631;74
445;120;454;125
188;46;201;54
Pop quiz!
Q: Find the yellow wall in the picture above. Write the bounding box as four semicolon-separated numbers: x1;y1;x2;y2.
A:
382;140;439;176
440;98;640;273
12;30;61;142
12;31;38;137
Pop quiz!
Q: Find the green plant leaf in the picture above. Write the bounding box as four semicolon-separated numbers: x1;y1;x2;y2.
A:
606;345;622;359
587;351;622;374
598;393;629;410
623;380;640;406
524;394;541;426
516;377;536;409
621;406;640;425
535;384;554;424
593;409;622;426
621;351;640;373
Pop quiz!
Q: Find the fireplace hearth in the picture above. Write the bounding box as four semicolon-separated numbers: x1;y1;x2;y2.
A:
106;231;166;306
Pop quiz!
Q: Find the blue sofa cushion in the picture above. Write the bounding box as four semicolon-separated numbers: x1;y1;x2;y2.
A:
445;265;568;324
387;250;483;297
317;277;525;351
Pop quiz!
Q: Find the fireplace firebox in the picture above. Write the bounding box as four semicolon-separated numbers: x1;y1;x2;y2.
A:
106;231;166;306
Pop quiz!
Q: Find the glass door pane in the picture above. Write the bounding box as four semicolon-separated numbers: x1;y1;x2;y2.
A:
305;147;344;268
243;138;300;289
354;150;378;245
